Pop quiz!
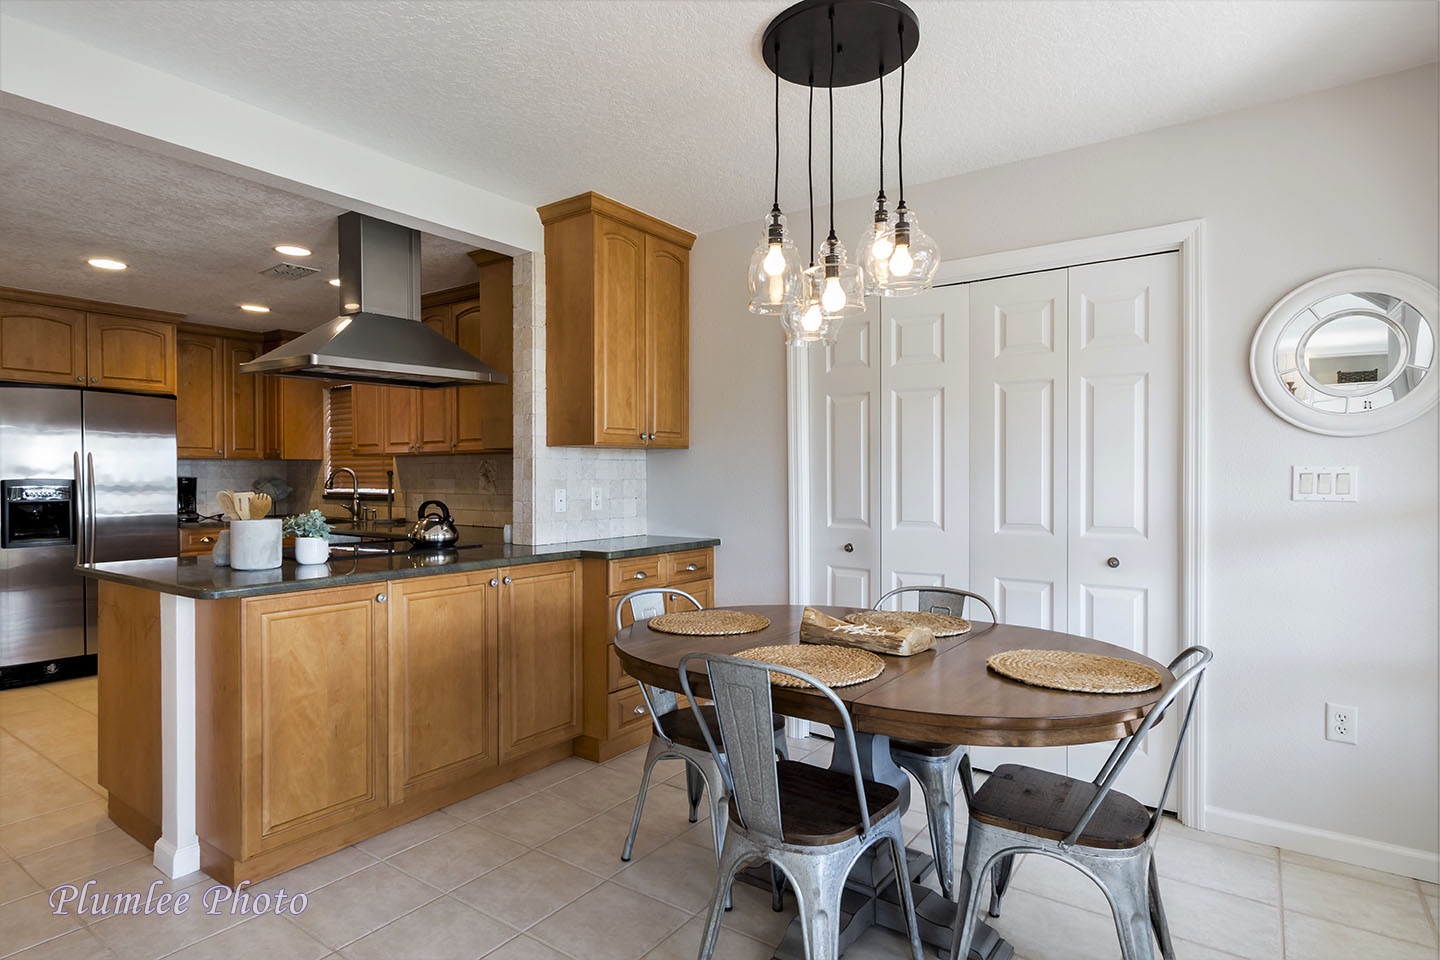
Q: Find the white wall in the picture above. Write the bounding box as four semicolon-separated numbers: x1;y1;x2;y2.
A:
650;65;1438;876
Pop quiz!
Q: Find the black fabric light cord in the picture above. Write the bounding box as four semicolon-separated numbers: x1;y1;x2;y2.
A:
807;80;815;266
827;5;836;238
897;20;906;203
878;67;885;193
772;43;780;209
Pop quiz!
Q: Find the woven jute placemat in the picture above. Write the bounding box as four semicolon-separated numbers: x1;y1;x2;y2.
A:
987;649;1162;694
648;609;770;636
846;610;972;638
734;644;885;688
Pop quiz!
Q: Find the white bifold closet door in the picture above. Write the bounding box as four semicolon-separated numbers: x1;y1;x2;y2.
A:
968;253;1181;802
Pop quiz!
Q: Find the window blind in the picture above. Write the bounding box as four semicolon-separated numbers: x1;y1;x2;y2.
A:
326;386;393;492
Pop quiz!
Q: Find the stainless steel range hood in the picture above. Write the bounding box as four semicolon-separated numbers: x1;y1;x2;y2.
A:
240;213;507;387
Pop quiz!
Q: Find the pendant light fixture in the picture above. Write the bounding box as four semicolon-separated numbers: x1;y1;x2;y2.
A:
756;0;934;344
747;42;804;316
873;19;939;296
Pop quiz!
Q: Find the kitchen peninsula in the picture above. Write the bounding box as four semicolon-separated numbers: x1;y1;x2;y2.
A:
79;534;717;885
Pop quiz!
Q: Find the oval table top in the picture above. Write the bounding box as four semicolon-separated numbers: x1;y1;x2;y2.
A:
614;604;1174;748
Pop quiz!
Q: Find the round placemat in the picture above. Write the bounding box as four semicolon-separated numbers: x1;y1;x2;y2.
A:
845;610;972;637
734;644;885;688
987;649;1162;694
648;609;770;636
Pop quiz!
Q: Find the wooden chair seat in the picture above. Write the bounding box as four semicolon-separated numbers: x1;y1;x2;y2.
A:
727;759;901;846
889;738;962;757
660;704;784;752
969;764;1151;850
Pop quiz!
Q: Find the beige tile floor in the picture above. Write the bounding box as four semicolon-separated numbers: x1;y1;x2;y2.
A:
1;677;1436;960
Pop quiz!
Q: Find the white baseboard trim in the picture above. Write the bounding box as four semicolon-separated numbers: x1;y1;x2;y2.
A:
1205;805;1439;883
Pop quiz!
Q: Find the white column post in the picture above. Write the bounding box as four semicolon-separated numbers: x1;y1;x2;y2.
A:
153;593;202;878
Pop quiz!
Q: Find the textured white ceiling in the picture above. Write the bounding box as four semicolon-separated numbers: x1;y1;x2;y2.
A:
0;0;1434;330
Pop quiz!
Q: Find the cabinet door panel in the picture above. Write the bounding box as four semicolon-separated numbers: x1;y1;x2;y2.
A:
243;587;386;851
389;573;498;799
86;314;176;394
177;333;225;458
351;384;386;455
385;388;419;454
594;218;648;445
499;561;582;761
266;377;325;460
454;265;514;451
225;340;264;459
0;300;85;385
645;235;689;448
416;308;455;453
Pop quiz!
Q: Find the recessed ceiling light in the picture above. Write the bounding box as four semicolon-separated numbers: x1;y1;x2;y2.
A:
87;258;127;271
328;278;341;287
240;304;271;313
274;244;312;257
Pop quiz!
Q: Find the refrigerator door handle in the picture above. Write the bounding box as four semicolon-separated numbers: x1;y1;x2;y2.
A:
85;452;97;565
73;451;85;566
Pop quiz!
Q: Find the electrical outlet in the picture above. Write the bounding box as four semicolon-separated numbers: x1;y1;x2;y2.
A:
591;486;603;511
1326;702;1358;744
553;487;566;514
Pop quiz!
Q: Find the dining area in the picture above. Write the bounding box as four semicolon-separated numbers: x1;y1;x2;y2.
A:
610;588;1210;960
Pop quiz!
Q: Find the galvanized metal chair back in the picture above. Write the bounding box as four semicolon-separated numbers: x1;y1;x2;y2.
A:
677;652;872;840
875;585;998;623
616;587;700;733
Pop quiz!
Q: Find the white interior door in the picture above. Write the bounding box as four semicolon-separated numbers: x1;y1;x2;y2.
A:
878;286;970;599
809;313;881;606
969;253;1182;801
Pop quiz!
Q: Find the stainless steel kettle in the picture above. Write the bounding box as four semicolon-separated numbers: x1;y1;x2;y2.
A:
407;500;459;547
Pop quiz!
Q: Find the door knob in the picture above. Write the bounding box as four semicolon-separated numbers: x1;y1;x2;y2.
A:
1107;557;1120;568
843;543;854;553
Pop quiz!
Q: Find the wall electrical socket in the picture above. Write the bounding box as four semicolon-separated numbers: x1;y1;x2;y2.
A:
591;486;603;511
1326;702;1358;744
553;487;566;514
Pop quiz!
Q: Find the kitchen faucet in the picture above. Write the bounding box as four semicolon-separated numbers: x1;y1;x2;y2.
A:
325;467;360;521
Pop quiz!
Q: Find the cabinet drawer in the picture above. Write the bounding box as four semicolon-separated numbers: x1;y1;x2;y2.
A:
666;549;711;584
607;556;665;594
607;643;639;693
179;528;221;557
608;687;653;739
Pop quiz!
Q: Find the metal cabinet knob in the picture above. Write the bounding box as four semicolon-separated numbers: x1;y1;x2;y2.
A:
489;578;499;587
375;593;388;603
90;377;98;383
639;432;647;441
502;576;512;585
633;705;647;716
843;543;854;553
75;376;84;382
216;449;222;456
1107;557;1120;568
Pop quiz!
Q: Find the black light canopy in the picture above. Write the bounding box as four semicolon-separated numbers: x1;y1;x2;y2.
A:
761;0;919;88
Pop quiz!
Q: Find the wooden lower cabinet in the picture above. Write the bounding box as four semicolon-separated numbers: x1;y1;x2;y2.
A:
575;547;714;761
161;563;582;884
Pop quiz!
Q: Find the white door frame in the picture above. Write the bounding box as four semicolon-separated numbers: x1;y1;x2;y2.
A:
787;219;1209;826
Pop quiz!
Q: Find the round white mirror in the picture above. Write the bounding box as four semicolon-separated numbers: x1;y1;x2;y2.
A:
1251;270;1438;435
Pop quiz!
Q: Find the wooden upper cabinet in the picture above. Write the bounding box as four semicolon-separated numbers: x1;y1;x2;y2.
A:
264;377;325;460
538;193;695;448
86;313;177;394
224;339;264;459
0;299;86;385
415;307;455;453
453;254;514;452
0;291;179;394
177;332;226;458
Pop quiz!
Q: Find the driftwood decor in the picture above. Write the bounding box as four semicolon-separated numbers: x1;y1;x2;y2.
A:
799;607;936;656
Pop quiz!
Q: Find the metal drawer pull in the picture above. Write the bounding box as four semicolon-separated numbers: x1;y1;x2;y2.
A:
633;571;647;579
685;562;698;571
633;705;647;716
199;536;215;544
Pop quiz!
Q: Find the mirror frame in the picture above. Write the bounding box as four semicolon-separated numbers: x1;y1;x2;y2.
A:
1250;268;1438;436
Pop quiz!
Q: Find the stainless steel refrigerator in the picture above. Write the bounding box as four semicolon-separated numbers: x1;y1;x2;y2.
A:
0;386;177;687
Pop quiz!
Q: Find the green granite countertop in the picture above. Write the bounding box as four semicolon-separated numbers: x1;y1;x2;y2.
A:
79;535;720;600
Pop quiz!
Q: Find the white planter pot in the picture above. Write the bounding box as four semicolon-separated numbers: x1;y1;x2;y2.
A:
230;519;282;570
294;537;331;565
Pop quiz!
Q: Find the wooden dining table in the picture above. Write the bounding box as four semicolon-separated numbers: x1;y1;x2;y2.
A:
614;604;1175;960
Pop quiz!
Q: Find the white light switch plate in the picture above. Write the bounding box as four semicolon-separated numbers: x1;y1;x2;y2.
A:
1292;465;1358;502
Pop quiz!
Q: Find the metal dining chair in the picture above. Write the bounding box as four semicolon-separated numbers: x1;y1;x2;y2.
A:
617;588;787;866
950;646;1213;960
680;652;924;960
873;585;998;900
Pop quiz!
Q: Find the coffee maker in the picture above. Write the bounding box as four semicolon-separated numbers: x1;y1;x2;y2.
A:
178;476;199;522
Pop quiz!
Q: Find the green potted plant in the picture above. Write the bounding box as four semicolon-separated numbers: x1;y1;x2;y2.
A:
283;509;332;565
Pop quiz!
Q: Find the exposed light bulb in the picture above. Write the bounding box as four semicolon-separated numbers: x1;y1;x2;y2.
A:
762;242;786;276
889;241;914;278
869;228;894;260
822;275;846;313
801;303;824;332
768;270;784;304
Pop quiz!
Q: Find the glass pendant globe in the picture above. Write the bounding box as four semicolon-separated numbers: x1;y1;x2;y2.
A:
858;196;894;297
876;206;941;298
804;237;866;319
747;211;804;316
781;295;841;346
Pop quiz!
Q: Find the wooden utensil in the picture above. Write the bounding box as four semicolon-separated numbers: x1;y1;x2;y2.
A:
217;490;239;520
249;493;272;519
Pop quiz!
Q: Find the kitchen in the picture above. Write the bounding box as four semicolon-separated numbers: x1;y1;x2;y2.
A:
1;2;1437;960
